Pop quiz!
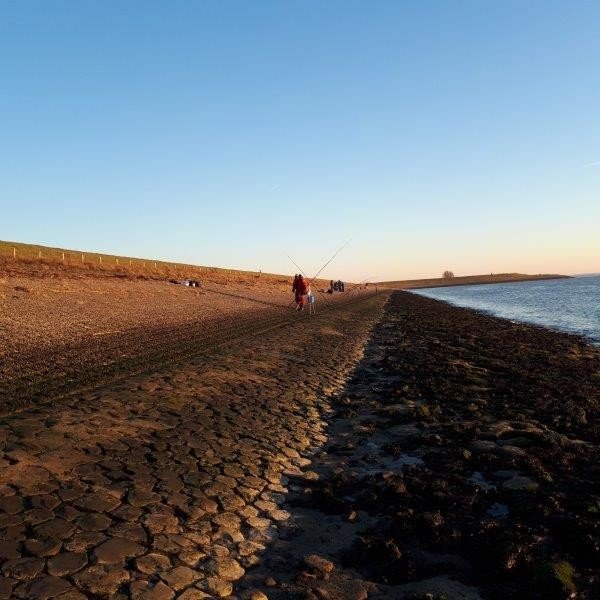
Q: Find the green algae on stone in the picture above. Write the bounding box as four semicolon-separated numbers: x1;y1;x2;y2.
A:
535;560;577;596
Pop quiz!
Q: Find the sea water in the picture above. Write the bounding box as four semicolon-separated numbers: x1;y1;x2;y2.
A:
412;275;600;345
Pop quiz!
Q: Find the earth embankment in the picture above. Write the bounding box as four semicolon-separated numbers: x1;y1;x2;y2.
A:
0;275;368;411
379;273;568;289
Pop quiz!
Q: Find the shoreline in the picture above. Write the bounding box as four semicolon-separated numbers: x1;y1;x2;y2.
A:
0;285;597;598
247;290;599;599
382;274;570;290
410;278;600;347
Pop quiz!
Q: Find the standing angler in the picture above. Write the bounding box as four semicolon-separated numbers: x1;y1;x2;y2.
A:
295;275;308;310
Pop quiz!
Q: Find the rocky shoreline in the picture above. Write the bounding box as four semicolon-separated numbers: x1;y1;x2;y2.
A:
0;289;598;599
247;291;599;599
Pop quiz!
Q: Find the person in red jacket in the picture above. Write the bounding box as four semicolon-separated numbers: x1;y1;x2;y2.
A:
295;274;308;310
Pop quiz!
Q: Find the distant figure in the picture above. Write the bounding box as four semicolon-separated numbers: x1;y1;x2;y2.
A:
333;280;339;292
295;275;308;310
292;274;299;306
307;284;316;315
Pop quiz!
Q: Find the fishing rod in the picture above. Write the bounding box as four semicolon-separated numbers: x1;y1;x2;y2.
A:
285;252;331;307
307;239;351;287
286;253;308;280
346;276;375;295
284;238;352;311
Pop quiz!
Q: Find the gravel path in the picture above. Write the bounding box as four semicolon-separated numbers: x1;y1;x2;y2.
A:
0;292;387;599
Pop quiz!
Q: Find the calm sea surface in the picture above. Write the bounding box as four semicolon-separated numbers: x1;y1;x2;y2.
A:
412;276;600;345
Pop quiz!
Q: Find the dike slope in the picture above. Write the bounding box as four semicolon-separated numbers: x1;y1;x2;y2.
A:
0;274;368;412
379;273;568;290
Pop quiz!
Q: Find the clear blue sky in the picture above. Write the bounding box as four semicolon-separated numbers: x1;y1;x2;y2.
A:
1;1;599;280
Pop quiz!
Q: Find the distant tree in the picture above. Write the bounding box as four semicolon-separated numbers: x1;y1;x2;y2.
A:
443;270;455;279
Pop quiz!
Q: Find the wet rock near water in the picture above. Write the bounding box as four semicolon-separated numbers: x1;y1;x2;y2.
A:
283;291;599;599
2;287;597;599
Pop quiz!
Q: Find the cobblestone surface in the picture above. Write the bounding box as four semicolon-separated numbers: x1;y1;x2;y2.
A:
0;293;387;599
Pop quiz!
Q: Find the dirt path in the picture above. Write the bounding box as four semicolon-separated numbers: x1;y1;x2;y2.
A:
0;293;387;599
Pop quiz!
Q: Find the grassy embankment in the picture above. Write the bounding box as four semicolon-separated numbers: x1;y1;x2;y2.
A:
2;240;568;290
0;239;294;287
379;272;569;289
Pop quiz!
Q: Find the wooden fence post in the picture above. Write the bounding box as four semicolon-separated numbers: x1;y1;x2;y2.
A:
99;256;102;264
38;250;42;259
13;247;16;258
116;258;119;265
81;253;84;263
62;252;65;262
